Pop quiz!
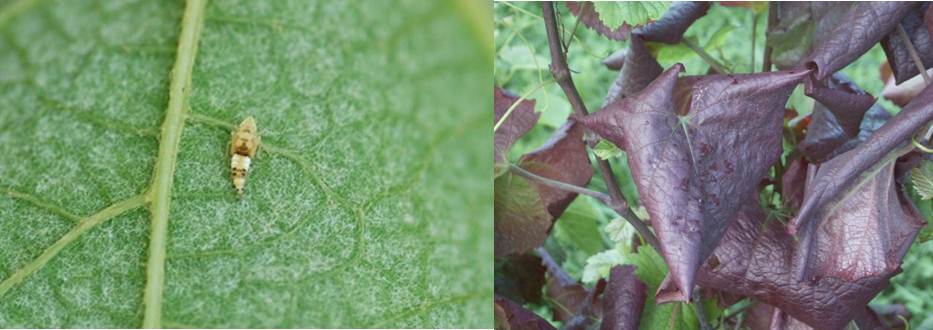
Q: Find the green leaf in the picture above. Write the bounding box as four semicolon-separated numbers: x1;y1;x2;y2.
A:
912;161;933;200
0;0;490;328
552;198;604;256
593;2;672;29
624;247;721;330
593;139;623;160
581;247;625;284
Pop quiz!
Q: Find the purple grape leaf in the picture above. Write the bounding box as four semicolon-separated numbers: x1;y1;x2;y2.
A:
694;161;924;329
604;36;664;107
803;2;918;81
518;122;594;219
495;254;547;305
599;265;646;330
494;295;557;330
790;82;933;236
577;64;808;302
881;2;933;84
495;87;539;171
799;74;875;163
566;2;709;43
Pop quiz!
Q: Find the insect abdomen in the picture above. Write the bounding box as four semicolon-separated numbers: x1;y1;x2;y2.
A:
231;154;251;196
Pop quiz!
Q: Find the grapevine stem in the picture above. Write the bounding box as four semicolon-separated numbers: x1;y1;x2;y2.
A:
541;1;662;253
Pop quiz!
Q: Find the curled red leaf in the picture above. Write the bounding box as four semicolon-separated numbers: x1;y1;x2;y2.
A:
791;82;933;235
799;74;876;163
604;36;663;106
578;64;807;302
803;2;917;81
696;161;923;329
600;265;646;330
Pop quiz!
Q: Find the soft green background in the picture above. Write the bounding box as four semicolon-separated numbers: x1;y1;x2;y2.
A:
496;2;933;328
0;0;491;327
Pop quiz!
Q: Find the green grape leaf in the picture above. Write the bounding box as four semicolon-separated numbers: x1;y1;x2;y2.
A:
593;139;623;160
593;2;672;31
552;198;604;257
912;160;933;200
0;0;490;328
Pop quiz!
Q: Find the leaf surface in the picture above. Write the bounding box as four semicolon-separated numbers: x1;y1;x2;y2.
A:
0;0;490;327
578;64;807;302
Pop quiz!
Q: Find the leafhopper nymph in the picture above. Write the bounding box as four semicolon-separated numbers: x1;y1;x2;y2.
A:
229;116;261;197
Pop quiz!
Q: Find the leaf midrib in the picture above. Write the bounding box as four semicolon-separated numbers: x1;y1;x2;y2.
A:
141;0;207;328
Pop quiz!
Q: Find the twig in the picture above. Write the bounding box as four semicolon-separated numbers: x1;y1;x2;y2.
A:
563;2;584;51
541;2;662;253
509;164;611;204
536;247;575;286
683;37;730;74
693;290;713;330
762;2;777;72
897;23;931;84
750;12;758;72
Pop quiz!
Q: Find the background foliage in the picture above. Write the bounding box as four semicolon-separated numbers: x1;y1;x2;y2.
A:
495;2;933;328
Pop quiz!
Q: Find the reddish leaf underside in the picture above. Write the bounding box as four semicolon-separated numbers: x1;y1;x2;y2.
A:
578;64;808;302
599;265;646;330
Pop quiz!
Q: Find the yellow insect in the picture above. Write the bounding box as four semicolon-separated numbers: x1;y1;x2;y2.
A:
229;116;261;197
